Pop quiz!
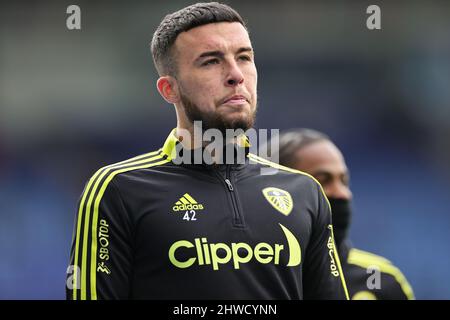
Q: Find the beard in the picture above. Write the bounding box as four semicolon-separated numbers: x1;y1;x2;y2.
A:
179;90;257;135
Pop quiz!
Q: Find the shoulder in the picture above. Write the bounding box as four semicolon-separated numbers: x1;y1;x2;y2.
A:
248;153;322;187
248;153;330;208
247;153;332;216
348;248;393;266
347;248;415;299
83;148;170;192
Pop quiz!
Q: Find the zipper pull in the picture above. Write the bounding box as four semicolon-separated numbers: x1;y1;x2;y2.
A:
224;178;234;191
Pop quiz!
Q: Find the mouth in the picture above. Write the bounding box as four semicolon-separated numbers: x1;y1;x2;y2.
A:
222;94;249;106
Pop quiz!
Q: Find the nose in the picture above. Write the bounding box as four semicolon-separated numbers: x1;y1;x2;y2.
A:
225;60;244;87
326;182;352;200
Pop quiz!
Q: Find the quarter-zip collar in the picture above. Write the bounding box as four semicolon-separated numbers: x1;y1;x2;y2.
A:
161;128;250;169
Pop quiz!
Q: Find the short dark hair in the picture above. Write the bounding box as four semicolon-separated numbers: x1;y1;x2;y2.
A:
151;2;247;76
270;128;330;168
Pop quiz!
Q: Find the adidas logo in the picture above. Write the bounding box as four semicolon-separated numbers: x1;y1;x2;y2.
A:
172;193;204;212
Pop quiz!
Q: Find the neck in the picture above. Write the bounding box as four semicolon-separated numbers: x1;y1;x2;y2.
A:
174;123;248;166
175;123;241;150
175;107;197;149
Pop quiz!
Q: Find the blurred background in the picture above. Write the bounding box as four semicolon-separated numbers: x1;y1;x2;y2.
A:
1;0;449;299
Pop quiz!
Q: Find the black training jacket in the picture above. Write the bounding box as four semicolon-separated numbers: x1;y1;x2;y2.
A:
66;129;349;300
338;240;414;300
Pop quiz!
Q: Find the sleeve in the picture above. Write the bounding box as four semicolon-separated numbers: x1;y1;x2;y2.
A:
66;175;134;300
302;182;349;300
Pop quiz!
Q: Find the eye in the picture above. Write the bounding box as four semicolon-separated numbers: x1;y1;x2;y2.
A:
202;59;219;66
318;176;331;187
238;55;252;62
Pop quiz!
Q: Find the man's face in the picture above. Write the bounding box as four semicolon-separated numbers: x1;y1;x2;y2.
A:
293;140;352;200
172;22;258;133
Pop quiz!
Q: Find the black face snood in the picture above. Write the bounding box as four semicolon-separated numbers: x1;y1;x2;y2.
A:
328;198;352;246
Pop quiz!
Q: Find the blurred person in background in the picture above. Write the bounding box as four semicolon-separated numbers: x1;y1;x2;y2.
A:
267;128;415;300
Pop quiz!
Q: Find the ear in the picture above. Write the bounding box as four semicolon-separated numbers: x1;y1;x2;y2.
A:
156;76;180;104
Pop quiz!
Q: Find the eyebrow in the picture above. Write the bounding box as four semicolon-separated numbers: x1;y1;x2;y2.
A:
312;171;333;179
194;47;254;63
